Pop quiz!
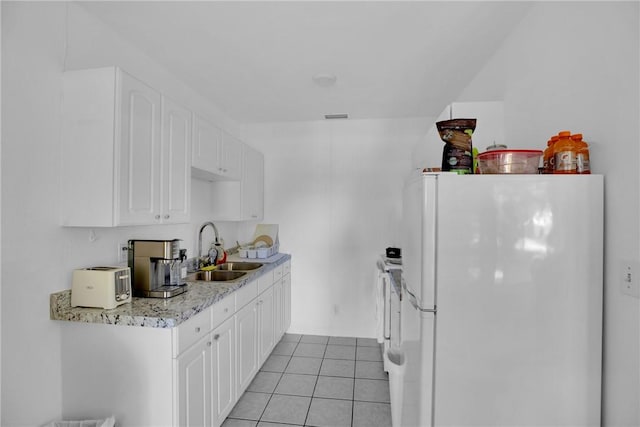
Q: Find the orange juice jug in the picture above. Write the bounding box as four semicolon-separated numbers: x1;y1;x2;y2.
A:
543;135;558;174
571;133;591;174
554;131;578;174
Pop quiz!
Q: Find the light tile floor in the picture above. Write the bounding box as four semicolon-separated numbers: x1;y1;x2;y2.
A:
223;334;392;427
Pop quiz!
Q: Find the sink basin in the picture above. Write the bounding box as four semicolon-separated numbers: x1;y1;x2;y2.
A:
216;262;263;271
192;270;246;282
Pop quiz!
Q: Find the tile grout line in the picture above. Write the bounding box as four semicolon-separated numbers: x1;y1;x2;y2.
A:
351;348;357;427
302;338;328;426
302;364;320;426
226;334;390;427
257;336;300;425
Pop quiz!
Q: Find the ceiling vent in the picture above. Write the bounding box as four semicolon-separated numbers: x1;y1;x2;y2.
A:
324;114;349;120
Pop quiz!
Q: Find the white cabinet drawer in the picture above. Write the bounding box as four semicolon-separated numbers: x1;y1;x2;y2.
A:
173;306;213;357
212;294;236;328
236;280;258;310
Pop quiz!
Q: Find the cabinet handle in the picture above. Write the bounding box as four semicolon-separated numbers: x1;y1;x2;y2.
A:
155;215;161;220
195;327;201;333
214;334;220;341
164;214;170;219
207;341;212;347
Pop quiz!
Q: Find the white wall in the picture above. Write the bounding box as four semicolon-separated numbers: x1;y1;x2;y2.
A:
2;4;67;423
1;3;4;422
1;3;241;425
450;3;639;426
243;118;427;337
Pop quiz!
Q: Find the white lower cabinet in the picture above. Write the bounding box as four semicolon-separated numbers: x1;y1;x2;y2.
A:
176;336;213;427
235;296;259;398
59;261;291;427
283;268;292;333
273;279;284;342
176;314;237;427
212;316;236;425
258;286;275;364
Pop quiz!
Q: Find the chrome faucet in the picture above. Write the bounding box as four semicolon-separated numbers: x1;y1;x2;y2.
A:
198;221;220;267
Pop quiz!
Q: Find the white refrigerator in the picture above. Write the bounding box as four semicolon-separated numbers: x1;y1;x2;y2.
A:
396;172;603;427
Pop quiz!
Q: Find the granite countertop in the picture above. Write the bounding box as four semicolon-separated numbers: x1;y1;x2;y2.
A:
50;253;290;328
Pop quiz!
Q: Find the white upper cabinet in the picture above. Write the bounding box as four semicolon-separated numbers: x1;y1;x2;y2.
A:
161;97;192;224
221;131;243;180
191;115;222;179
61;66;191;226
191;117;242;181
242;145;265;221
209;144;264;221
117;72;162;225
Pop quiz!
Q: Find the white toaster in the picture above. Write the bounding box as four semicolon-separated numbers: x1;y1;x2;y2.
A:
71;266;132;309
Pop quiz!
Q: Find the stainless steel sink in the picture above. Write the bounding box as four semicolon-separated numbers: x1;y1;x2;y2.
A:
216;262;263;271
192;270;246;282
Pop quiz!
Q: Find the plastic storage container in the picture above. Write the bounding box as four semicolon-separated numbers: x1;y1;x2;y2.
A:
477;149;543;174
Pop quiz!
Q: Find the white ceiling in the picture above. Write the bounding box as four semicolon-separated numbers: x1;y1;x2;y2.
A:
79;1;532;124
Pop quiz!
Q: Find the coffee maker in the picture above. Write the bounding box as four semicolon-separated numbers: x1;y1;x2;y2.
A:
128;239;186;298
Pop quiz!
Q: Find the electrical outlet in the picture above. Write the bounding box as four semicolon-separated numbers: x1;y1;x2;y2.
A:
621;260;640;298
118;242;129;264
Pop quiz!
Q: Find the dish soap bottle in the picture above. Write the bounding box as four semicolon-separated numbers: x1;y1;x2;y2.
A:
215;240;227;265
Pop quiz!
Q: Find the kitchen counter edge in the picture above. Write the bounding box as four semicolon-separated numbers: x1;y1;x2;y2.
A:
49;253;291;329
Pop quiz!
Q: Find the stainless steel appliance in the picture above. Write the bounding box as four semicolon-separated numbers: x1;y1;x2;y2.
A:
71;266;131;309
128;239;186;298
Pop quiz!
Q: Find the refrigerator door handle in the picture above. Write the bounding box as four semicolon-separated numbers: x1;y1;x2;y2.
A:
403;279;436;313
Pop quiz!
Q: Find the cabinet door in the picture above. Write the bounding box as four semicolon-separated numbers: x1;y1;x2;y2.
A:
242;145;265;221
192;115;221;178
209;144;264;221
118;71;162;225
258;286;275;365
176;337;212;427
221;131;243;180
283;272;291;333
273;279;284;342
161;97;191;224
235;300;258;398
212;316;236;426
